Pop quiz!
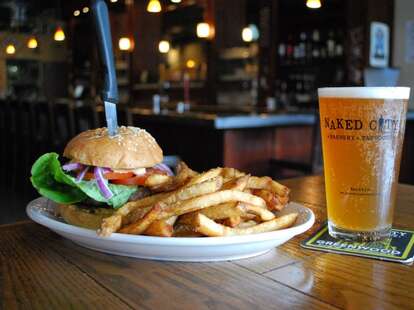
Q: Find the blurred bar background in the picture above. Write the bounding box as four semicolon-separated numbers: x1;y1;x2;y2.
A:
0;0;413;222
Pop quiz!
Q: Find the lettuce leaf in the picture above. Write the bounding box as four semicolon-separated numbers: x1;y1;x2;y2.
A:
30;153;137;208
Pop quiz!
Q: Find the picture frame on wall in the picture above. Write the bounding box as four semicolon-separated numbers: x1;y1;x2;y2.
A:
369;22;390;68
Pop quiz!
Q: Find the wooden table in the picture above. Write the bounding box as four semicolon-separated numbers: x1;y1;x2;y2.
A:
1;176;413;309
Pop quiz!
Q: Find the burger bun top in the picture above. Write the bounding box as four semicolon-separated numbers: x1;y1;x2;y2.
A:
63;126;163;169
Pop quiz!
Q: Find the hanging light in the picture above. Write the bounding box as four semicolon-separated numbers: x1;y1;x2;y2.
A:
158;40;170;53
306;0;321;9
147;0;161;13
196;23;211;38
5;44;16;55
242;24;259;42
27;37;38;49
242;27;253;42
73;10;80;16
171;0;181;3
186;59;196;69
119;37;133;51
82;7;89;14
54;26;65;41
110;0;118;2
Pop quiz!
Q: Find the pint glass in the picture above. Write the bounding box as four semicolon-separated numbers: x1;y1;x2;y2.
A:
318;87;410;241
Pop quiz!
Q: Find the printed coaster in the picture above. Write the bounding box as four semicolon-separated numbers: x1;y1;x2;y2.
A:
301;224;414;264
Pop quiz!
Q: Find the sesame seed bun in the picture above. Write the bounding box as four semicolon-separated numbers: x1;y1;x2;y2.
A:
63;126;163;169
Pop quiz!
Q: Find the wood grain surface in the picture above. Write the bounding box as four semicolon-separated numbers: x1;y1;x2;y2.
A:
1;176;413;310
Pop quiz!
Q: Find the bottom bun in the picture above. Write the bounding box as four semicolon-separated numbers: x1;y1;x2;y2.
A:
57;204;114;230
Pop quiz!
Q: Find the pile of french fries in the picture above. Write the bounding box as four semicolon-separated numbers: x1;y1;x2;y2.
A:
98;162;297;237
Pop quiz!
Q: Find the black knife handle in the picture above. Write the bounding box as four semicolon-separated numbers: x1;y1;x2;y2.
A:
92;0;118;103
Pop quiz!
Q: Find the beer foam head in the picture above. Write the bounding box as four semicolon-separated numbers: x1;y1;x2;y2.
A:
318;87;410;100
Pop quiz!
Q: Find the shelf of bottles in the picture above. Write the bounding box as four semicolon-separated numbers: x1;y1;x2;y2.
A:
275;28;345;109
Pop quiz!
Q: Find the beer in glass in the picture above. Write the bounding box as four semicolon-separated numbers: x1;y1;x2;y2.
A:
318;87;410;241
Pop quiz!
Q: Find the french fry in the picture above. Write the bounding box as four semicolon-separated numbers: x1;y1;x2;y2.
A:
222;216;242;227
176;176;223;201
154;161;197;192
221;175;250;191
178;202;240;225
247;176;290;197
144;174;173;190
119;204;163;235
237;203;275;221
200;202;241;219
186;167;222;186
194;213;298;237
251;189;286;211
173;224;203;237
117;191;172;216
236;220;258;229
176;161;197;178
221;167;246;182
98;214;122;237
143;216;177;237
159;190;267;220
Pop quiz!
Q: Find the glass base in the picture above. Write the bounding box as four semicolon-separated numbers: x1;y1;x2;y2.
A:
328;221;391;242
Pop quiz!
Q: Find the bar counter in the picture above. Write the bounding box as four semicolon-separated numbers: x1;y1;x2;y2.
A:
123;107;317;176
128;107;316;129
124;107;414;181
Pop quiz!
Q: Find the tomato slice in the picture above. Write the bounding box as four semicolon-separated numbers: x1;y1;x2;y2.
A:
83;171;135;181
110;169;167;186
111;175;148;185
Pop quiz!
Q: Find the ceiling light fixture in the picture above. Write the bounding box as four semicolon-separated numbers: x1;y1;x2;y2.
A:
196;22;211;38
158;40;170;53
27;37;38;49
5;44;16;55
54;26;65;41
147;0;162;13
306;0;321;9
119;37;133;51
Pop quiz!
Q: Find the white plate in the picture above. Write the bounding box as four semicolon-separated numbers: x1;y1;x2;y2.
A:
26;198;315;262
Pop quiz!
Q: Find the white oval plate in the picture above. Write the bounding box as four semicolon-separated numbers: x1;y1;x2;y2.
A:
27;197;315;262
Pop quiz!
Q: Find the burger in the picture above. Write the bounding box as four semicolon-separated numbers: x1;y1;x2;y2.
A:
30;126;173;229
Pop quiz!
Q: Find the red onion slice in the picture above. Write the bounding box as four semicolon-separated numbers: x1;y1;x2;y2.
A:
154;163;174;176
102;167;112;174
94;167;113;199
75;166;89;183
62;162;83;171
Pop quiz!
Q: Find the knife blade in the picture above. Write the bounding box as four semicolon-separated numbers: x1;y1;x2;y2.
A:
104;101;118;136
92;0;119;136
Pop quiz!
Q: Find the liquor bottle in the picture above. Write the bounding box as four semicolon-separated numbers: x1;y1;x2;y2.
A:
278;42;286;64
286;35;294;64
312;29;320;59
299;32;307;63
327;30;335;58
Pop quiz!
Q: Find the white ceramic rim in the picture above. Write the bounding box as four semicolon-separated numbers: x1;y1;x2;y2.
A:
26;197;315;246
318;87;410;99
